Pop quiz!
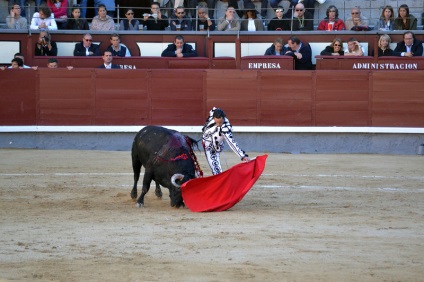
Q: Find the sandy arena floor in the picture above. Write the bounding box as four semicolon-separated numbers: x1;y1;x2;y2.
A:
0;149;423;281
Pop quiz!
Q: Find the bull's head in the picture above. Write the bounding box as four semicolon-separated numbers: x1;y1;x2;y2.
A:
170;173;185;208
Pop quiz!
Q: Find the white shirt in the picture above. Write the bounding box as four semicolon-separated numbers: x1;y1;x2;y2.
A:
247;19;256;31
30;12;58;30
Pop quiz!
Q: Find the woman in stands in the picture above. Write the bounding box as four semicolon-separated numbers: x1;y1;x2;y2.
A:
317;5;346;31
320;38;344;56
47;0;69;29
267;6;289;31
30;5;58;30
371;34;394;57
65;5;89;30
119;8;140;30
90;4;115;31
376;5;394;31
240;2;264;31
394;4;417;30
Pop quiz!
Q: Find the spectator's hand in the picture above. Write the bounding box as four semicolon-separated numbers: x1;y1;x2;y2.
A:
66;66;74;70
32;66;38;70
143;13;149;21
405;52;413;57
353;18;360;26
60;15;68;19
39;22;47;29
295;52;303;59
331;53;340;56
157;10;162;19
0;66;5;71
10;10;15;17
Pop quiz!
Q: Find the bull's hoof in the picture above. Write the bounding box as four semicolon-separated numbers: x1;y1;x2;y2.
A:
130;192;137;199
136;203;144;208
155;190;163;198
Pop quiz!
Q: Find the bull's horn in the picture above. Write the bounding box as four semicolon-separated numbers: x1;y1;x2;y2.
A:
171;173;184;187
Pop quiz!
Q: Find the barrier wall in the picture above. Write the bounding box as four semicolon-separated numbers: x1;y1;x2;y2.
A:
1;69;423;127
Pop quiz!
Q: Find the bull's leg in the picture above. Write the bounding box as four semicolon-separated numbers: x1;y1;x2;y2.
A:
131;153;142;200
136;170;153;208
154;181;162;198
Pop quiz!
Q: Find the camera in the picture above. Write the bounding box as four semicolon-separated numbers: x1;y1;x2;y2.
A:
42;36;49;42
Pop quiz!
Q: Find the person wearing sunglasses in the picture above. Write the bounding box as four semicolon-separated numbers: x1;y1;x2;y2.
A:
120;8;140;30
317;5;346;31
287;3;314;31
267;6;289;31
170;6;192;31
73;33;101;56
345;7;369;31
320;38;344;56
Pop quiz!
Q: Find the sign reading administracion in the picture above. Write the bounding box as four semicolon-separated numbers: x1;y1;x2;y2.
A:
352;63;418;70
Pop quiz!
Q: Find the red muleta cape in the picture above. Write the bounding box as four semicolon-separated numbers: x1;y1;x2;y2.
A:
181;154;268;212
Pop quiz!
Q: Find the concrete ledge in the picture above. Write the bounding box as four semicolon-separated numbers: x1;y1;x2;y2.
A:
1;126;423;155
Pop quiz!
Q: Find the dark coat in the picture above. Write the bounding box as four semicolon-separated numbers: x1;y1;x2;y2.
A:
264;44;287;56
192;18;216;31
371;48;394;57
393;39;423;56
34;41;58;56
285;42;313;70
73;42;101;56
320;46;344;56
161;43;198;57
98;64;121;69
267;17;290;31
143;15;169;30
286;10;314;31
65;19;89;30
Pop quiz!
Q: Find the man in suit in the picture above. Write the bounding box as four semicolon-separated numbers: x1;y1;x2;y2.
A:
161;35;198;58
285;36;313;70
73;34;101;56
98;51;121;69
394;31;423;57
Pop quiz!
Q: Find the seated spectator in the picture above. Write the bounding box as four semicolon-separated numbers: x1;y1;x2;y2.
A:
240;2;264;31
35;31;58;56
317;5;346;31
98;50;120;69
119;8;140;30
170;6;192;31
73;33;101;56
264;37;287;56
30;5;58;30
47;58;74;69
94;0;116;18
286;3;314;31
371;34;393;57
394;4;417;30
106;33;131;57
284;0;320;20
284;35;313;70
206;0;241;19
243;0;267;19
47;0;69;29
267;6;289;31
376;5;394;31
6;3;27;29
217;6;240;31
65;5;89;30
344;38;364;56
320;38;344;56
8;0;26;18
345;7;369;30
393;31;423;57
143;2;169;31
90;4;115;31
193;3;215;31
11;57;24;69
161;35;198;57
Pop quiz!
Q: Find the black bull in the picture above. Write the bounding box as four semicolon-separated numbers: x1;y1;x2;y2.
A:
131;126;199;208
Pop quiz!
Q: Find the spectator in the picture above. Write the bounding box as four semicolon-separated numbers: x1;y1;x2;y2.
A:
119;8;140;30
7;0;43;18
284;35;313;70
10;53;36;69
73;33;101;56
94;0;116;18
393;31;423;57
217;6;240;31
65;5;89;30
267;6;289;31
106;33;131;57
170;6;192;31
47;0;69;29
143;2;169;31
320;38;344;56
243;0;267;19
193;3;215;31
317;5;346;31
47;58;74;69
30;5;58;30
371;34;393;57
283;0;320;20
376;5;395;31
345;7;369;30
210;0;242;19
35;30;58;56
6;3;27;29
240;2;264;31
264;37;287;56
394;4;417;30
161;35;198;57
11;57;24;69
90;4;115;31
344;37;364;57
286;3;314;31
98;50;121;69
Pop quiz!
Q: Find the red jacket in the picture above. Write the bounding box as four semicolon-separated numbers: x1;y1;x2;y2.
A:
317;18;346;31
47;0;69;18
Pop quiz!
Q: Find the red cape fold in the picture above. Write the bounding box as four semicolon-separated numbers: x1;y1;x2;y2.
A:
181;154;268;212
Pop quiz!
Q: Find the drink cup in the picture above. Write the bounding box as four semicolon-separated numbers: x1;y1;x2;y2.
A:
328;23;333;31
199;24;204;31
176;24;181;31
